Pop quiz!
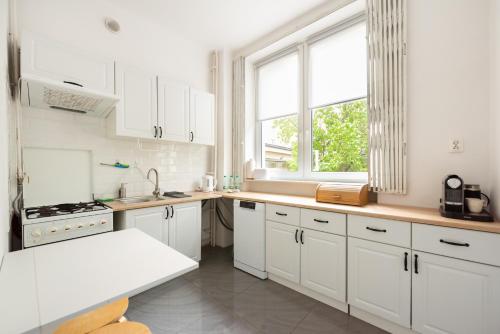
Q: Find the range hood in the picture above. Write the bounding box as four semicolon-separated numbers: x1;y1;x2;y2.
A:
20;75;119;117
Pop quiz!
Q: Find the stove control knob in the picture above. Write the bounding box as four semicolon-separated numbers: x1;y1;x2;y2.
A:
31;229;42;238
77;223;85;229
64;225;73;231
48;227;58;233
89;222;96;227
100;219;108;225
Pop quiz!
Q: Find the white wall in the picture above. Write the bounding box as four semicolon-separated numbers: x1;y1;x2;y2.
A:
378;0;492;208
0;0;10;260
16;0;214;200
490;0;500;219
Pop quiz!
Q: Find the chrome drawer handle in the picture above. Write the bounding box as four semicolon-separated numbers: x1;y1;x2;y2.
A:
366;226;387;233
313;219;329;224
275;212;288;216
440;239;470;247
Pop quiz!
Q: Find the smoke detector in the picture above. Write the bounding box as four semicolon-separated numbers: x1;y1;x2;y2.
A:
104;17;120;33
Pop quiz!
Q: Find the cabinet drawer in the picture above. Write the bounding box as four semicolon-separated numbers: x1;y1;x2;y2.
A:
301;209;346;236
266;204;300;226
348;215;411;248
413;224;500;267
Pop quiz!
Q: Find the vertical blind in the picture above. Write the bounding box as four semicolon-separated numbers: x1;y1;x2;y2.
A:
367;0;407;194
232;57;246;179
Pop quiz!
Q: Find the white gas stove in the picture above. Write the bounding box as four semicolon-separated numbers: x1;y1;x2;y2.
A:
22;201;113;248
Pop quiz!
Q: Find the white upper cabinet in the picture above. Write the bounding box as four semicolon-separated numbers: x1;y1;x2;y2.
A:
157;78;190;143
348;237;411;328
412;251;500;334
189;88;215;145
21;32;114;94
114;63;158;139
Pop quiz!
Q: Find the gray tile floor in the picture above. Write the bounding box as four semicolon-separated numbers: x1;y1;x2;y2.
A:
126;246;387;334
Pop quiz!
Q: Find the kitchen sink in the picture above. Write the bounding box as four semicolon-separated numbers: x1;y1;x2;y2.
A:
116;196;166;204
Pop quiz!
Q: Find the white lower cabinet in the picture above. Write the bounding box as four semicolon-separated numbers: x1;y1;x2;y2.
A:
348;237;411;328
301;229;346;301
118;206;169;244
266;214;347;304
266;221;301;284
168;201;201;261
114;201;201;261
412;251;500;334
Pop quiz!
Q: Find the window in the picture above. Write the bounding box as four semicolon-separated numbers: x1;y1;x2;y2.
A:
255;17;367;181
257;51;300;174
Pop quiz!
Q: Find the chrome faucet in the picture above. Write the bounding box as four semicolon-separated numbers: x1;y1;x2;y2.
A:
147;168;160;198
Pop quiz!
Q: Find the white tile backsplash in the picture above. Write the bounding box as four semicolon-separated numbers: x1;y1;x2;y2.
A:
21;108;212;200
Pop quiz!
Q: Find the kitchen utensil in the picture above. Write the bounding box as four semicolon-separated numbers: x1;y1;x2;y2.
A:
202;175;216;192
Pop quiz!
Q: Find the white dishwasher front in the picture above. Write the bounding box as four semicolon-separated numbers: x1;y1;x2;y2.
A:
233;200;267;279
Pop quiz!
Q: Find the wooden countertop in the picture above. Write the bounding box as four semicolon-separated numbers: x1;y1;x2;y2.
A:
220;191;500;234
105;192;222;211
104;191;500;234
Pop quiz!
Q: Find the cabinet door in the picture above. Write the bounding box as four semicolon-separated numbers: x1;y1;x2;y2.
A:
266;221;300;284
157;78;190;142
189;89;214;145
21;32;114;93
348;237;411;328
114;63;158;139
301;229;346;302
125;207;168;243
412;251;500;334
168;202;201;261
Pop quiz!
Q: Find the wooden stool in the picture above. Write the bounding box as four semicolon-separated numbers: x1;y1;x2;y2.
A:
90;321;151;334
54;298;150;334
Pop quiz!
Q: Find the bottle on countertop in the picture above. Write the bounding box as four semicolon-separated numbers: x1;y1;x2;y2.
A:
118;183;127;199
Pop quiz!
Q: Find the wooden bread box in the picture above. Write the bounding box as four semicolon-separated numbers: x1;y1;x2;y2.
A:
315;183;369;206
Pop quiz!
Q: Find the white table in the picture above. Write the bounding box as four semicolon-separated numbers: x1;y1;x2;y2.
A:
0;229;198;334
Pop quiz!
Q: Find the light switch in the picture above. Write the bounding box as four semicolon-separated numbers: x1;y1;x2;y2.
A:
449;138;464;153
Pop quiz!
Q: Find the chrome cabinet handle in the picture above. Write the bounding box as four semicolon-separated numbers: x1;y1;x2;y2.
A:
313;218;329;224
440;239;469;247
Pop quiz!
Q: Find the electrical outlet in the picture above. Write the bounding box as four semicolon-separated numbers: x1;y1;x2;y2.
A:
449;138;464;153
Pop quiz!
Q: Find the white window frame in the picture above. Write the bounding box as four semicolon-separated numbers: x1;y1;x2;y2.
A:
255;13;367;183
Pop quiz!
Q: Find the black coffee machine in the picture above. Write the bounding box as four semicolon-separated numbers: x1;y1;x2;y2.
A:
440;175;494;222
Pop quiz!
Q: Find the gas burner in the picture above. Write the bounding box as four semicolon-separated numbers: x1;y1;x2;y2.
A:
25;201;109;219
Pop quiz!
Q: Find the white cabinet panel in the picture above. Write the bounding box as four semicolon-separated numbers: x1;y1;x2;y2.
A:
348;237;411;328
114;63;157;139
189;88;214;145
266;204;300;226
21;32;114;93
413;224;500;267
157;78;190;142
301;229;346;302
169;202;201;261
301;209;346;235
266;221;301;283
348;215;411;248
123;206;169;244
412;251;500;334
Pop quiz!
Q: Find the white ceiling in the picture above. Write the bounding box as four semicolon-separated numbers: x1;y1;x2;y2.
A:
103;0;330;50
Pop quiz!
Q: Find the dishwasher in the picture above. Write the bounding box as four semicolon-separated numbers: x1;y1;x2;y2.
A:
233;200;267;279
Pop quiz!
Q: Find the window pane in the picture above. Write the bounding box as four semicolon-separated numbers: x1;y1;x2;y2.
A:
257;52;299;120
312;99;368;173
262;115;298;172
309;22;367;108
